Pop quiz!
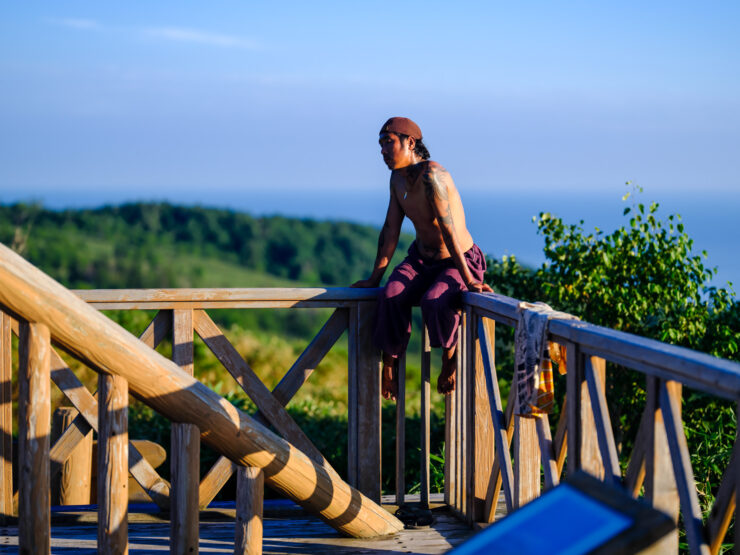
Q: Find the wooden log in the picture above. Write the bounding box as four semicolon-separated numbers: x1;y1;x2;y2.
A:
235;466;264;555
468;315;495;522
659;379;709;554
51;407;92;505
98;373;129;554
456;324;466;513
642;377;679;553
199;456;236;510
171;309;200;554
395;352;406;506
0;244;403;538
354;301;382;503
271;308;349;406
0;311;12;521
624;405;649;497
420;325;431;510
18;321;51;555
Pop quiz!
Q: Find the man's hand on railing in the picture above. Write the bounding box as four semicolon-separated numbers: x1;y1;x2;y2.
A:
466;280;493;293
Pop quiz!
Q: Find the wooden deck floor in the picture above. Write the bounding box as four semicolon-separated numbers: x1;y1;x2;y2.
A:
0;496;482;554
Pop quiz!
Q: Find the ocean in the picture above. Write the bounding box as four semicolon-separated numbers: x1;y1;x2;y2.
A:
3;188;738;293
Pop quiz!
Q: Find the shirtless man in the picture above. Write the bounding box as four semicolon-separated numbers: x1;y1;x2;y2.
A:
352;117;493;400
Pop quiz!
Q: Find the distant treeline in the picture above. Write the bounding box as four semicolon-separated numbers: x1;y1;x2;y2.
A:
0;202;414;289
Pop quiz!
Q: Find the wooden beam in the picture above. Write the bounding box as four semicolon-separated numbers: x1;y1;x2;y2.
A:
353;301;382;503
18;321;51;554
46;349;171;509
395;352;406;506
469;315;496;522
51;407;92;505
566;342;582;475
513;415;539;508
235;466;264;555
420;325;431;510
193;310;335;475
483;382;516;522
170;309;199;554
270;309;348;406
97;373;129;553
0;311;12;521
536;414;559;491
584;356;621;485
706;435;737;554
659;380;709;554
0;243;403;538
199;456;236;510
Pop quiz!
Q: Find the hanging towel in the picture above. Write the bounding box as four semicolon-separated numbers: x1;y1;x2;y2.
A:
514;302;579;415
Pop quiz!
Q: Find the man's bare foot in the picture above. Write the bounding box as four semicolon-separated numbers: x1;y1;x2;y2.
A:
382;357;398;401
437;348;456;395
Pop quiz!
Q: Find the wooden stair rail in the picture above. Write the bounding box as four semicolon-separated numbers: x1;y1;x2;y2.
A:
0;243;403;539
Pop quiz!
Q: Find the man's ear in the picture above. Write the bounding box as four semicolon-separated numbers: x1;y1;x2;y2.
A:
406;136;416;152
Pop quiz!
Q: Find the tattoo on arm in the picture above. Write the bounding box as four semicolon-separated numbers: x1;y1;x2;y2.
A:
424;169;453;225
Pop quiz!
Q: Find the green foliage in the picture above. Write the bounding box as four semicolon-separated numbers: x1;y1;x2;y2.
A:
484;185;738;541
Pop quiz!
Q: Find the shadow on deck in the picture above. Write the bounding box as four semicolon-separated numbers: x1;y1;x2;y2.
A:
0;495;483;554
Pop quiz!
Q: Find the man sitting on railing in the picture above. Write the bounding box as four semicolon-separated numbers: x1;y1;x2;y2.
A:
352;117;493;401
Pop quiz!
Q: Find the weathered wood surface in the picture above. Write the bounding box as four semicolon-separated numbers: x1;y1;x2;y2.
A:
0;311;12;522
420;325;431;509
235;466;264;555
349;302;382;503
199;456;236;510
18;321;51;554
171;308;200;554
75;288;379;310
462;292;740;399
395;353;406;506
97;374;129;554
0;506;474;554
193;310;334;475
0;244;402;539
271;309;348;406
51;407;92;506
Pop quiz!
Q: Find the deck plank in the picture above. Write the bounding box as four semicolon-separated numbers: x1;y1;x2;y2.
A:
0;503;476;554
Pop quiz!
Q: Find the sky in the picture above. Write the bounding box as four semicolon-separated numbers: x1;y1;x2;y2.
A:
1;1;739;199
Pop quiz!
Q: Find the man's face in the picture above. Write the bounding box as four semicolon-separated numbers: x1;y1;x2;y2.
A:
379;132;413;170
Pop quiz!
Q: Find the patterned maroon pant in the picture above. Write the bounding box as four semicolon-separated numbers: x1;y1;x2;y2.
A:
374;241;487;356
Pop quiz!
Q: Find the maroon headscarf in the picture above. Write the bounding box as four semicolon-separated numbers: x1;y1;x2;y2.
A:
379;117;422;140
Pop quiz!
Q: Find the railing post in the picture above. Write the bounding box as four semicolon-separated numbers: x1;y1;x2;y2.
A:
171;309;200;553
18;321;51;554
455;323;466;513
566;342;582;475
395;352;406;506
420;326;431;509
580;356;606;479
235;466;264;555
466;311;495;522
643;376;680;553
348;301;381;502
0;310;13;522
51;407;92;505
98;373;129;554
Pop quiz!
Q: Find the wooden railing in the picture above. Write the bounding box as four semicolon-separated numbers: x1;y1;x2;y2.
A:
0;245;403;554
1;251;739;552
455;292;740;554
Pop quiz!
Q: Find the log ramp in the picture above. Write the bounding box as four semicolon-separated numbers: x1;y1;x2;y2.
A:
0;243;403;539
